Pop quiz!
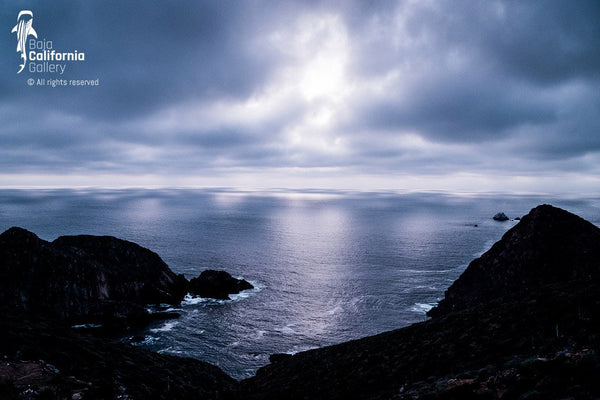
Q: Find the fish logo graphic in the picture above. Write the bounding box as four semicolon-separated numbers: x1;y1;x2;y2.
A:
12;10;38;74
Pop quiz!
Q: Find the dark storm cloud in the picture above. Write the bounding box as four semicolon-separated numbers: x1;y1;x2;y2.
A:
1;0;281;119
344;0;600;84
342;0;599;143
352;73;558;142
1;0;599;190
477;1;600;84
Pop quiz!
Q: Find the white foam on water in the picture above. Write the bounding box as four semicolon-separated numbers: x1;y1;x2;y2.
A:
230;291;252;302
310;322;328;334
146;304;183;315
150;321;179;333
276;325;297;335
326;305;344;315
182;294;207;305
131;335;160;346
182;294;226;306
412;285;439;291
409;303;436;314
71;323;102;329
158;347;185;355
472;239;497;259
182;278;263;305
285;344;320;355
252;330;267;340
230;279;264;302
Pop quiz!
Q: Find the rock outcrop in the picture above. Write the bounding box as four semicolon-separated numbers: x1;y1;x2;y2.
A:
0;227;187;325
429;204;600;318
0;227;256;325
492;212;509;221
54;234;188;305
189;269;254;300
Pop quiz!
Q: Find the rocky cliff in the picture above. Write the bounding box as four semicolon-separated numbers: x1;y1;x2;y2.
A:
0;227;188;325
428;204;600;318
54;234;189;305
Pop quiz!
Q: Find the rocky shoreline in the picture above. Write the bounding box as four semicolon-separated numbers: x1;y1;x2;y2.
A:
1;204;599;399
0;227;252;331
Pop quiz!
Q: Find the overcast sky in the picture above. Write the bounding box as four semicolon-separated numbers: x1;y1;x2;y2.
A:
1;0;599;193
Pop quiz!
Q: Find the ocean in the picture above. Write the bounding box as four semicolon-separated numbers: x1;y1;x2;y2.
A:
1;188;599;379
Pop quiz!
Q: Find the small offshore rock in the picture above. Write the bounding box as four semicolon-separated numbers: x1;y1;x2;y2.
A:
493;212;509;221
188;269;254;300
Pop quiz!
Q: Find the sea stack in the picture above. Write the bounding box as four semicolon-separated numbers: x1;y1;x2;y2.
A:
188;269;254;300
492;212;509;221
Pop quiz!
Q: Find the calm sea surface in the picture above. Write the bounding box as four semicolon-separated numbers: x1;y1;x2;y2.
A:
1;189;599;379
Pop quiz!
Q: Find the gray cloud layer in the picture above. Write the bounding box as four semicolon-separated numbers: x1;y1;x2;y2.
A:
1;0;599;191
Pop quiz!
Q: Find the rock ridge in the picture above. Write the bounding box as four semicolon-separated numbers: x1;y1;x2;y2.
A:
428;204;600;318
0;227;253;327
0;227;188;326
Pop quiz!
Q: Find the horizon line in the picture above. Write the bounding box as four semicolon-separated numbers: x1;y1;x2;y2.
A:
0;185;598;198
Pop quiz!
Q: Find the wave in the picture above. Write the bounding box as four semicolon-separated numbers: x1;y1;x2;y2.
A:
182;278;264;306
182;294;224;306
409;303;436;314
326;305;344;315
150;321;179;333
253;330;267;340
130;335;160;346
274;325;297;335
157;347;185;355
285;344;320;355
71;323;102;329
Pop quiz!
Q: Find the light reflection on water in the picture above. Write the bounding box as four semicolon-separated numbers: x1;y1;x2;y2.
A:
1;189;599;379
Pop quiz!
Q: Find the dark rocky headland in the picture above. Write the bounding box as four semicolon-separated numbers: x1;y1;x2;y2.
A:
2;204;600;399
0;228;251;399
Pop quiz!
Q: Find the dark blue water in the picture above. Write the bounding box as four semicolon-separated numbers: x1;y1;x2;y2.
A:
1;189;599;379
